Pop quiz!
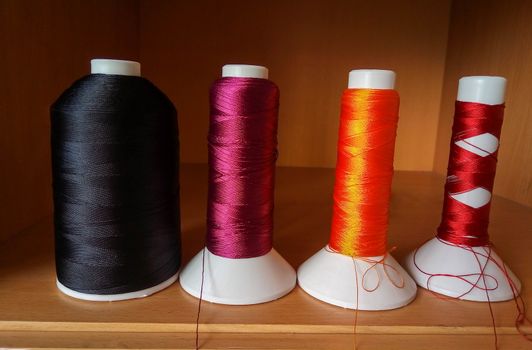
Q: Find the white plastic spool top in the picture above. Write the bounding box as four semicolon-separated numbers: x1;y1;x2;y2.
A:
178;64;296;305
348;69;395;89
457;76;506;105
297;69;417;310
222;64;268;79
404;75;521;302
56;58;179;302
91;59;141;76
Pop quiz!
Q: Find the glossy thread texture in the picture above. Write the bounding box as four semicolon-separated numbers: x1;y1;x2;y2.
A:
51;74;181;295
207;77;279;259
329;89;400;257
437;101;504;246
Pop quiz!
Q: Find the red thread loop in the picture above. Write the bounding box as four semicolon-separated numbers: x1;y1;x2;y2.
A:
413;238;532;348
414;238;501;299
326;245;406;350
325;245;405;292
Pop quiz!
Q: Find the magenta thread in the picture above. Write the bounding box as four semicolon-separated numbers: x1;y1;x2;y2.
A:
206;77;279;259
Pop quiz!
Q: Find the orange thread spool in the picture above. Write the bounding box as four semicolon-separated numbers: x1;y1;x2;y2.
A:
328;89;399;257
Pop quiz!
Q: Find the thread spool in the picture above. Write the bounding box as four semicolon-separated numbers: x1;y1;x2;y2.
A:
52;59;181;301
297;69;417;310
179;64;296;305
405;76;521;302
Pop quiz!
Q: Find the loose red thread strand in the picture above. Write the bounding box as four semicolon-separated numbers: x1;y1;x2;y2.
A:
326;246;405;350
413;240;501;348
352;258;359;350
349;250;405;350
195;248;206;350
413;239;499;299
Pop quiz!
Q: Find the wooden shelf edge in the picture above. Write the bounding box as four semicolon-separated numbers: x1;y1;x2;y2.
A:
3;331;531;350
1;320;530;335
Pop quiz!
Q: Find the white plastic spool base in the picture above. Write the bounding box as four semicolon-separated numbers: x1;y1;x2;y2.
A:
178;64;296;305
297;69;417;310
298;247;417;310
404;238;521;302
56;58;179;302
405;76;521;302
180;247;296;305
56;274;179;302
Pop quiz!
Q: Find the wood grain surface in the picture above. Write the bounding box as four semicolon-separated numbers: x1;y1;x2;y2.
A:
0;164;530;349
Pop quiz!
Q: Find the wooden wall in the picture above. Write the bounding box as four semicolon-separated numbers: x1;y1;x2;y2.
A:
0;0;139;241
3;0;531;241
139;0;451;170
434;0;532;206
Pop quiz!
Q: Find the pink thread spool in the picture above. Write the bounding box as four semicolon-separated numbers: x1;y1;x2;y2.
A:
179;64;296;305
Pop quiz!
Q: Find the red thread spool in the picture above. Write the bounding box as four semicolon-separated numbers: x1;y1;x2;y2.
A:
436;101;503;247
405;75;532;349
405;76;521;303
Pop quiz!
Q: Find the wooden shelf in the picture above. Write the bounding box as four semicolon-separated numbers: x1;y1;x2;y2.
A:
1;164;531;349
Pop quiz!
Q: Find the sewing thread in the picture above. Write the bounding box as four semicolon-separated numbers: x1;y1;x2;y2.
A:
328;89;399;257
206;77;279;259
51;73;181;295
414;100;531;348
437;101;504;246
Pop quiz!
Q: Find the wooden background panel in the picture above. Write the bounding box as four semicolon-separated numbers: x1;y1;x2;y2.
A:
0;0;139;241
434;0;532;206
139;0;451;170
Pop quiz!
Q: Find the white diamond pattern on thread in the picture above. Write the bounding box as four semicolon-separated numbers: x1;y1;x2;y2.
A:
451;133;499;208
450;188;492;208
454;133;499;157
